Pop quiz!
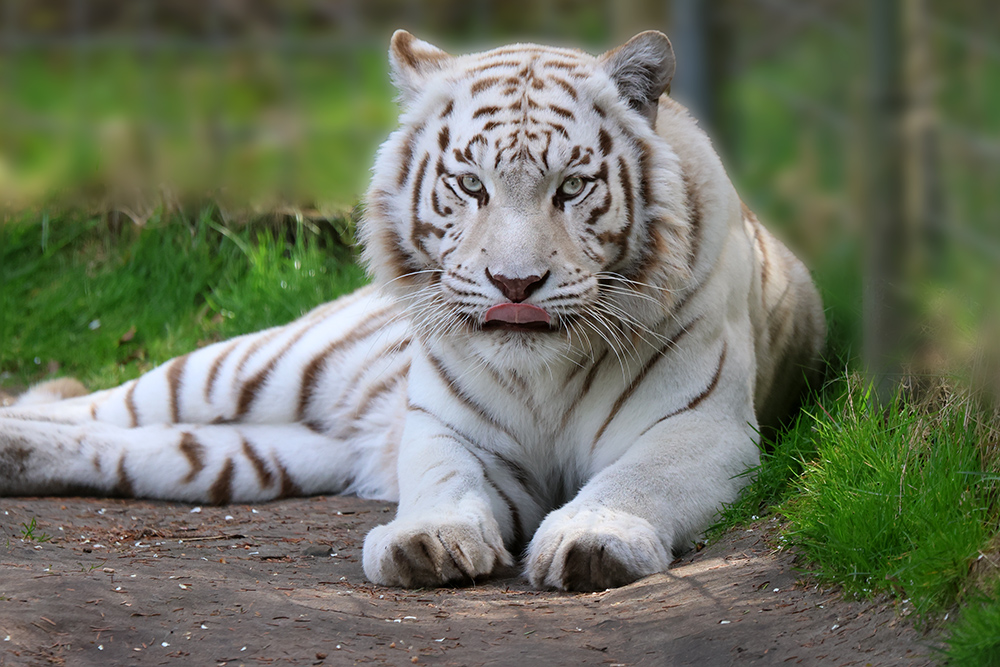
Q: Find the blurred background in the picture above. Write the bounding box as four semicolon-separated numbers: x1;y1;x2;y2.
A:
0;0;997;399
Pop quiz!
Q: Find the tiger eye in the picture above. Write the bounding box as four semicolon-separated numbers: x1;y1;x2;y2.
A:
460;174;484;194
560;176;584;197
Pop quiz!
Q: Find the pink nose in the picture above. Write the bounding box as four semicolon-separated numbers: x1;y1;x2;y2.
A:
485;269;549;303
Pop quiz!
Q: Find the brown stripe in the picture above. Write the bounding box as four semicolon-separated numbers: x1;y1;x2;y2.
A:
124;381;139;428
234;329;282;376
408;153;434;253
115;455;134;497
166;354;190;424
439;99;454;118
427;354;518;443
467;60;522;74
684;172;704;268
277;462;302;498
205;340;239;402
352;361;410;421
407;402;479;450
295;308;399;421
638;342;728;438
395;125;424;188
548;104;575;120
637;138;654;206
632;224;673;288
484;471;524;549
483;364;542;426
241;437;273;489
755;218;771;296
541;60;579;71
437;126;450;151
236;319;323;418
598;128;613;157
90;402;97;420
560;348;610;430
179;432;206;484
481;45;546;57
472;105;501;119
397;133;415;188
470;76;501;95
585;186;612;228
603;156;636;268
550;76;578;100
332;336;412;414
303;419;327;434
448;438;526;550
591;320;699;448
208;458;235;505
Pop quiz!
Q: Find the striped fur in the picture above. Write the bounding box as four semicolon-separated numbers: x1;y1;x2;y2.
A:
0;31;825;592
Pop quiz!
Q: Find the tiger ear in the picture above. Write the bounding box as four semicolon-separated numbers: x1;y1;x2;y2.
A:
599;31;675;124
389;30;453;106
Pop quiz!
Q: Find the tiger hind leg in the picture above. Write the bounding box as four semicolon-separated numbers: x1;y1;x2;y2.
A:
0;417;371;503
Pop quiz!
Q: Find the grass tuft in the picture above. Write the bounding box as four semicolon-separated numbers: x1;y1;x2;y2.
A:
1;208;367;391
941;586;1000;666
781;378;997;617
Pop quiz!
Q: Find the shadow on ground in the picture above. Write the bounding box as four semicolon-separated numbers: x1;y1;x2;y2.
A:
1;496;936;665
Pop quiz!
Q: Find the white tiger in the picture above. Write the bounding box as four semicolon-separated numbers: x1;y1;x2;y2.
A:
0;31;825;591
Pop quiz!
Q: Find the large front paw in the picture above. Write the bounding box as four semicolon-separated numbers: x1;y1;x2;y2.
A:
525;508;671;591
362;515;513;588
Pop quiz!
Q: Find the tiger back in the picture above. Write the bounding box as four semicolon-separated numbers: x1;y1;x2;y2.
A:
0;30;824;592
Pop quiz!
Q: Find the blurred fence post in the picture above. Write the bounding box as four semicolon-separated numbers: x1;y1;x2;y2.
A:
668;1;734;157
670;0;713;129
865;0;934;404
865;0;905;405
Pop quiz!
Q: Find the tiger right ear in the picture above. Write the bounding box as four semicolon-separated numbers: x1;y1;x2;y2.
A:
600;31;675;124
389;30;453;106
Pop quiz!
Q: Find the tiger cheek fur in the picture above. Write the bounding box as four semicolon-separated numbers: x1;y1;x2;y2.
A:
0;31;825;592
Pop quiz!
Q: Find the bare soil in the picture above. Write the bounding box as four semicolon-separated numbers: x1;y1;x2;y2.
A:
1;496;937;666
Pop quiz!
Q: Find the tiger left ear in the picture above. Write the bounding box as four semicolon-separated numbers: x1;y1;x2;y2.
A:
389;30;454;106
600;31;675;124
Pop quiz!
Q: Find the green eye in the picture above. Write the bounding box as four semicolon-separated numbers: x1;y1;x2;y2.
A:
459;174;484;194
560;176;585;197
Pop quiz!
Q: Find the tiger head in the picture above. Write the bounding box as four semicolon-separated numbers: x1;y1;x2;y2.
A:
361;31;695;366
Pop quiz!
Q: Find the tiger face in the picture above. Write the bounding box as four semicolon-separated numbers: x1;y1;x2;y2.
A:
362;31;693;368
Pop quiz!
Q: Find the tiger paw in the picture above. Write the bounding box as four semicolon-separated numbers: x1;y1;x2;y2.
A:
525;507;671;591
362;515;513;588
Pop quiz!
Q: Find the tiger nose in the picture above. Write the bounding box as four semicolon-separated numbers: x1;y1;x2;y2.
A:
485;269;550;303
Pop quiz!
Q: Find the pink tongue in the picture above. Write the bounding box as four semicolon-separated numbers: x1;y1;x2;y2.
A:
484;303;551;325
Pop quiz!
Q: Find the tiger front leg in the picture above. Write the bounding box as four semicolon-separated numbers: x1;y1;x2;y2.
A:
526;413;759;591
362;416;518;588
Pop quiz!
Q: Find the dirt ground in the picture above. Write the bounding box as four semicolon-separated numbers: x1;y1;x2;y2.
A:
1;495;937;666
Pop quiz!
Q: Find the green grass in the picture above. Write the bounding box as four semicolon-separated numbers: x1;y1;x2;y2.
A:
941;586;1000;666
0;209;367;390
783;381;997;616
18;517;52;543
718;374;1000;620
0;48;398;209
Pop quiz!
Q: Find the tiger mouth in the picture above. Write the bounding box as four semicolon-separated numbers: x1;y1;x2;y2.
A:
482;320;555;333
482;303;554;333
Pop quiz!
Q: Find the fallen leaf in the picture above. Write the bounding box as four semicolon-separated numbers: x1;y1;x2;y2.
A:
118;326;137;345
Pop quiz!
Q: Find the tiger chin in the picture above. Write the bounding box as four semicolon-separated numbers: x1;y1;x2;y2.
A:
0;30;825;592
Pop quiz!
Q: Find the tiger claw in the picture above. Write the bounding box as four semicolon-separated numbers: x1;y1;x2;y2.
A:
363;516;512;588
